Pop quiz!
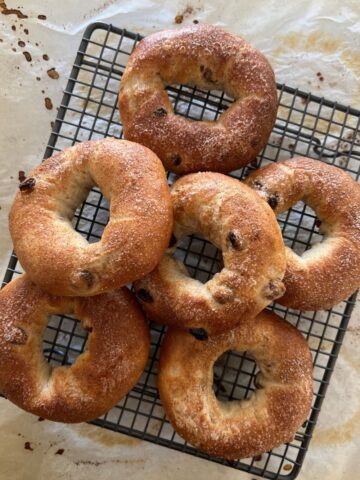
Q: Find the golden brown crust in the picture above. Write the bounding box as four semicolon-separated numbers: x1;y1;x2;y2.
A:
9;138;173;296
158;310;313;459
245;157;360;310
0;275;150;423
134;173;286;335
119;24;277;174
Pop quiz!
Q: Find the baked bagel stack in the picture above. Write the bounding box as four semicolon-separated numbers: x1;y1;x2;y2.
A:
1;23;360;462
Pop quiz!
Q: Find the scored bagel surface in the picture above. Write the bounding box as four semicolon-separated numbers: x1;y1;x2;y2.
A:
0;275;150;423
134;172;286;336
158;310;313;459
119;24;277;174
245;156;360;310
9;138;173;296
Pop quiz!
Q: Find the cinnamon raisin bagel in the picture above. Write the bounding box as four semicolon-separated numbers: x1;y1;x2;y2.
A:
158;310;313;459
134;173;286;336
0;275;150;423
245;157;360;310
119;24;277;174
9;138;172;296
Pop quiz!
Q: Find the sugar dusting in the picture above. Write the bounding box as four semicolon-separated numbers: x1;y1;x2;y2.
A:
159;311;312;459
119;24;277;173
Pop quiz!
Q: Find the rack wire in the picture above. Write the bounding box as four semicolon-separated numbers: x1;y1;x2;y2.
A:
3;23;360;480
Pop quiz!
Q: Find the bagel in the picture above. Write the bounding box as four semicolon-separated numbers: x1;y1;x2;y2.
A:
158;310;313;460
134;172;286;336
119;24;277;174
0;275;150;423
9;138;173;296
245;157;360;310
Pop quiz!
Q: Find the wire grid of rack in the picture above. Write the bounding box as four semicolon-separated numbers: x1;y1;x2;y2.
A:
3;23;360;480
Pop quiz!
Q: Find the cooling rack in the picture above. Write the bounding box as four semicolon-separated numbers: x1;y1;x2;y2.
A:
3;22;360;480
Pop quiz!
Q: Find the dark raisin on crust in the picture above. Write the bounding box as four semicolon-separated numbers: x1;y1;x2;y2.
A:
227;231;243;250
262;279;285;300
315;218;322;229
189;328;208;341
203;67;215;83
136;288;153;303
80;270;94;288
268;193;279;209
154;107;167;117
251;137;260;147
171;154;182;166
18;170;26;182
19;177;36;192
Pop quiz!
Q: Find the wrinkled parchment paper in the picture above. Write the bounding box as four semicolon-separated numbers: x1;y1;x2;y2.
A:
0;1;359;479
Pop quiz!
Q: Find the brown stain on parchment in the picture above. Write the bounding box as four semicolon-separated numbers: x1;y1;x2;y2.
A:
274;30;360;106
76;424;141;447
274;31;342;57
312;409;360;446
312;346;360;446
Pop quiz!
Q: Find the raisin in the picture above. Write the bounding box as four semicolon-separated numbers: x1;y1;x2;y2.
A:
203;67;214;83
80;271;94;288
19;177;35;192
227;231;243;250
154;107;167;117
262;279;285;300
268;194;279;209
251;137;260;147
189;328;208;341
171;154;182;166
136;289;153;303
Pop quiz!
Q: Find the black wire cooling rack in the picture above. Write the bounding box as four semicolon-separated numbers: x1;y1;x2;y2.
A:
3;23;360;480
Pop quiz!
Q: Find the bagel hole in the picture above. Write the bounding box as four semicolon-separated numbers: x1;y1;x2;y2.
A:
212;350;260;402
167;84;231;122
72;188;109;244
174;234;223;283
43;313;90;367
277;201;324;256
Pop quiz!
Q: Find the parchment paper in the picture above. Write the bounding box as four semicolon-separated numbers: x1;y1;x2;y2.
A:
0;1;359;479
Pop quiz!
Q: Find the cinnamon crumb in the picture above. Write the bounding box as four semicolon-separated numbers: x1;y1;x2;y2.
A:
44;97;53;110
47;68;59;79
23;51;32;62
